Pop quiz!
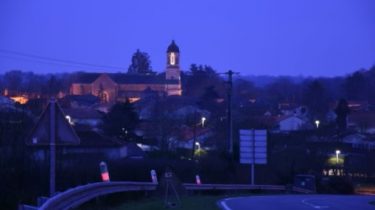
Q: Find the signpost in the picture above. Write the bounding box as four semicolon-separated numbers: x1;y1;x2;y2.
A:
27;98;80;196
239;129;267;185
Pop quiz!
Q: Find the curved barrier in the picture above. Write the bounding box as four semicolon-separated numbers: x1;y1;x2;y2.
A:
355;186;375;195
183;183;286;191
39;182;157;210
37;182;311;210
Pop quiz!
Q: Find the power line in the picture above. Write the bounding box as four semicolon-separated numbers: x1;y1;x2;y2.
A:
0;49;125;70
0;54;104;70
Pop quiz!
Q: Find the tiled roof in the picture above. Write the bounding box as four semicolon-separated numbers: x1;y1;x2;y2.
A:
167;40;180;53
110;73;179;84
74;73;102;83
179;127;211;141
73;73;179;85
63;94;100;106
63;108;102;119
75;130;124;147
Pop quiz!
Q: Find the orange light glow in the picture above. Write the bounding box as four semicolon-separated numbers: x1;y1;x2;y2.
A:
128;97;140;103
10;96;29;104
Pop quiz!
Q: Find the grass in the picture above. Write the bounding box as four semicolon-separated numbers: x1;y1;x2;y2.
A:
109;195;230;210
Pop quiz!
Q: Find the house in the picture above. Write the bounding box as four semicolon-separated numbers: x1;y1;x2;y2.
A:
278;115;305;131
66;130;145;159
60;94;100;108
0;96;15;109
62;108;103;127
171;126;213;150
348;111;375;133
70;41;182;103
342;133;375;151
347;101;369;112
278;102;308;117
30;130;145;161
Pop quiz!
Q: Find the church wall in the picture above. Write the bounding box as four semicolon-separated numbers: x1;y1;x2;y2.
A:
166;83;182;96
71;84;92;95
91;74;118;103
118;84;165;92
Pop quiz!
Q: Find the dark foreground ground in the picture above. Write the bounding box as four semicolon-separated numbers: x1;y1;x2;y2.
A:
219;195;375;210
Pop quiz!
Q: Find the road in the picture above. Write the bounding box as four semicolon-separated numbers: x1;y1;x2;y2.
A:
219;195;375;210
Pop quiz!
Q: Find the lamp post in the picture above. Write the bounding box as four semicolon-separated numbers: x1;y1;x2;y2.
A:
192;115;206;158
195;142;201;150
201;117;206;127
65;115;73;125
335;150;341;164
315;120;320;128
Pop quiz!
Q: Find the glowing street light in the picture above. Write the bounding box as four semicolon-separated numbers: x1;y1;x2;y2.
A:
65;115;74;125
195;142;201;150
335;150;341;164
315;120;320;128
201;117;206;127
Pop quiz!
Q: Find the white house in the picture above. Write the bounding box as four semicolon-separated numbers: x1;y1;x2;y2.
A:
278;116;305;131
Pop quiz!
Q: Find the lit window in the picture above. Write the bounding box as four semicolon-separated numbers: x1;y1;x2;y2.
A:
170;53;176;65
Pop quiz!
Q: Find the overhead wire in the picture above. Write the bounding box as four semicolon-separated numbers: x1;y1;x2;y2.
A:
0;49;125;70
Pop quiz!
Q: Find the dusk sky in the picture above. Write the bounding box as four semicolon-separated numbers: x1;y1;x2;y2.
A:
0;0;374;76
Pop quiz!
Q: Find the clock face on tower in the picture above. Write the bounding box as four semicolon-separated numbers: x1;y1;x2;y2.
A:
170;52;176;65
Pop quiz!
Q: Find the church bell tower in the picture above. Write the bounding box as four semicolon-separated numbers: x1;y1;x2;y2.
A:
165;40;182;95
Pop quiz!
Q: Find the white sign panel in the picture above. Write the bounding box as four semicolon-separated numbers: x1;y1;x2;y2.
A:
239;129;267;165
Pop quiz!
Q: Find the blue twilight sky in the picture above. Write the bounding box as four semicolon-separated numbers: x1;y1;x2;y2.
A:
0;0;374;76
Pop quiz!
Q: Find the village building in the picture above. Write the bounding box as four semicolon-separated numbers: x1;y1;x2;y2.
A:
70;41;182;103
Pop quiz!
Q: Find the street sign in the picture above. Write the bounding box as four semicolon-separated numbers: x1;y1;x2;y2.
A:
239;129;267;185
27;100;80;146
26;98;80;197
239;129;267;164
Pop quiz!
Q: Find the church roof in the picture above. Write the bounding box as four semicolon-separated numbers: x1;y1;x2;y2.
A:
73;73;179;85
74;73;102;84
110;74;165;84
167;40;180;53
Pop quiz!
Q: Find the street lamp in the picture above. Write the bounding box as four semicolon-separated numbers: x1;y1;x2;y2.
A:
65;115;74;125
201;117;206;127
315;120;320;128
195;142;201;150
335;150;341;164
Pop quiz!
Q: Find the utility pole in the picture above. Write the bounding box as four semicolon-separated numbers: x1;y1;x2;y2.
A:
225;70;237;155
191;110;197;158
49;98;56;196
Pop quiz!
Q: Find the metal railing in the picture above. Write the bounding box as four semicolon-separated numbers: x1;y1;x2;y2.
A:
39;182;157;210
183;183;286;191
35;182;312;210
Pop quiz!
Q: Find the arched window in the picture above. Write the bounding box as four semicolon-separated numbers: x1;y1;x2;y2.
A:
170;53;176;65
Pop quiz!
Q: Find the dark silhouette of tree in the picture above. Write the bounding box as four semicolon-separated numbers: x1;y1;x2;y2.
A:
141;96;183;152
46;75;62;97
127;49;154;75
263;78;302;109
102;100;140;140
0;107;34;209
302;80;329;120
344;71;367;100
4;70;23;92
198;86;220;111
183;64;225;98
335;99;350;132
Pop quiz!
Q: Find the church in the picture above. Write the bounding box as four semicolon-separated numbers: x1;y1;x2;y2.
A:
70;41;182;103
